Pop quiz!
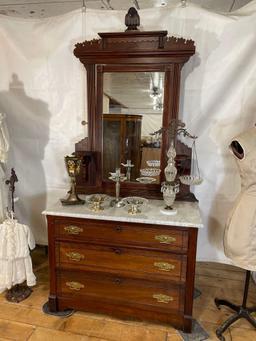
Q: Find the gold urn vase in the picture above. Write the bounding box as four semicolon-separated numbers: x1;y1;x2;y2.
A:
60;155;85;205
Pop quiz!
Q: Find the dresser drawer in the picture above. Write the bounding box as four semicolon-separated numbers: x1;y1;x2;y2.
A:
56;242;186;282
54;218;188;252
57;270;184;312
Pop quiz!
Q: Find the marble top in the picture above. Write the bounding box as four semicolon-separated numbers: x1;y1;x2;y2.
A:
43;196;203;229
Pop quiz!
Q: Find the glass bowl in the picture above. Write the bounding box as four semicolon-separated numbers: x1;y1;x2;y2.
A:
179;175;203;186
140;168;161;177
121;196;148;215
146;160;160;168
86;194;109;211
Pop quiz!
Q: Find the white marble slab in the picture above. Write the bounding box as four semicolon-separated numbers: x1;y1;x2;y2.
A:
43;196;203;228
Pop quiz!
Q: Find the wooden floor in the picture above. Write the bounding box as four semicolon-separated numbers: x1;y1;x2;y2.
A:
0;247;255;341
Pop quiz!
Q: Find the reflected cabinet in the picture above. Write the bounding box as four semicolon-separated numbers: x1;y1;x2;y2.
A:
103;114;142;181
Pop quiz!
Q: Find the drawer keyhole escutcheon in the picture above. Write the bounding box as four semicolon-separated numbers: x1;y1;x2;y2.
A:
155;235;176;244
64;225;83;235
66;252;85;262
153;294;173;304
114;278;122;285
113;248;122;255
154;262;175;271
115;226;122;232
66;281;84;291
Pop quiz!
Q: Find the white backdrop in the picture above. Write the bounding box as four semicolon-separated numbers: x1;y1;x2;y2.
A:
0;1;256;263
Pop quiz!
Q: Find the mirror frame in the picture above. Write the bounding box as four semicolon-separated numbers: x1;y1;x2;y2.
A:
74;29;195;199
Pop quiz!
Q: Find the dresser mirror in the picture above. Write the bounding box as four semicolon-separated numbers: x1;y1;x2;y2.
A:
73;8;196;199
103;71;164;184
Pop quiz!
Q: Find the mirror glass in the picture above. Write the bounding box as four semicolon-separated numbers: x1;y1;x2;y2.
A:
102;72;164;184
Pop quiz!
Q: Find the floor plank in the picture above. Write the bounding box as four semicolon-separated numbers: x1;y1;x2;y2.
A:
0;318;35;340
0;248;255;341
28;327;89;341
0;302;65;330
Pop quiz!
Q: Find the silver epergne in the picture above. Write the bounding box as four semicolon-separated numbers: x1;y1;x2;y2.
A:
160;140;180;215
151;119;202;215
61;155;85;205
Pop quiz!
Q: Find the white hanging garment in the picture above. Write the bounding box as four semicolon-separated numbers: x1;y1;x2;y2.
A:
0;113;9;164
0;113;9;223
224;127;256;271
0;216;36;293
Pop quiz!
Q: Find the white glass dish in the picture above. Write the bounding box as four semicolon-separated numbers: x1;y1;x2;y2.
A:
136;177;156;184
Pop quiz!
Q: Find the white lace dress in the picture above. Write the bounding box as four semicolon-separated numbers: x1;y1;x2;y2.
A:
0;217;36;292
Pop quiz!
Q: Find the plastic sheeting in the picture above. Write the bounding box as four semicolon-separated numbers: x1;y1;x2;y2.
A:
0;2;256;263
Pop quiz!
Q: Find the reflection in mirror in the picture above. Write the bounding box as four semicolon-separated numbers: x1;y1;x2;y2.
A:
102;72;164;184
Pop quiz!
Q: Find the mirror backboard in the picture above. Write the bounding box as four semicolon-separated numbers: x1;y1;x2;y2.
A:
74;28;195;198
102;71;164;184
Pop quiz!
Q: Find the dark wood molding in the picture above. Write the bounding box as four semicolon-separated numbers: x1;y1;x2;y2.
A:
74;31;195;65
184;227;198;331
86;64;96;150
47;215;58;310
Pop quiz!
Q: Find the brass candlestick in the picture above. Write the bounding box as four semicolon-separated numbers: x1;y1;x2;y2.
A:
61;155;85;205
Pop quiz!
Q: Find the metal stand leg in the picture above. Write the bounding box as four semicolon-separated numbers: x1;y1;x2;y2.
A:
214;270;256;341
215;298;240;312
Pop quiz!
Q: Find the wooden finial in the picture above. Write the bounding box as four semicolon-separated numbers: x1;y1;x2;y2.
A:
125;7;140;31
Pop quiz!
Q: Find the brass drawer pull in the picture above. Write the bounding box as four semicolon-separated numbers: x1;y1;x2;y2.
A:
153;294;174;304
64;225;83;235
155;235;176;244
154;262;175;271
66;281;84;291
66;251;85;262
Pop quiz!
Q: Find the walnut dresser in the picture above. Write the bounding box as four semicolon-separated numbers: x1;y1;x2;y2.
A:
43;199;203;333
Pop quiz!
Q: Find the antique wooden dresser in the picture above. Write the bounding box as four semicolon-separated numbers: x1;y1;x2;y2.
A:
44;7;202;334
44;200;202;332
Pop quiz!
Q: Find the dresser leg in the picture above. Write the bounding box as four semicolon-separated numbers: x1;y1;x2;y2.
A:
42;296;75;317
48;295;58;312
183;315;192;333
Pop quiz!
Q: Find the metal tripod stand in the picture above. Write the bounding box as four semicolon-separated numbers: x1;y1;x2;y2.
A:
215;270;256;341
